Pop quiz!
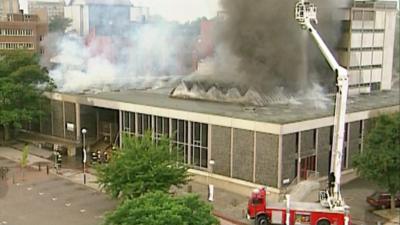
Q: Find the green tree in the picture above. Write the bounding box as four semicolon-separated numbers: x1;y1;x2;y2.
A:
0;50;54;141
20;144;29;168
96;132;189;200
20;144;30;180
104;191;219;225
353;113;400;212
49;16;72;33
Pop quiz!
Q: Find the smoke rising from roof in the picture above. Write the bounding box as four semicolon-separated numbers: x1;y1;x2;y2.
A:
45;20;197;93
171;0;351;108
214;0;349;93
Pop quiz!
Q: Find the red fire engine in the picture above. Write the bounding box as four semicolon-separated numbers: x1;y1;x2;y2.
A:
247;1;351;225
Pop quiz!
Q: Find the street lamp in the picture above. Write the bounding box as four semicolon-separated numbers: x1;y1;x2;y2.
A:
81;128;87;184
208;159;215;202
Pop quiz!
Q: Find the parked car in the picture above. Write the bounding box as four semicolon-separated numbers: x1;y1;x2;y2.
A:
367;192;400;209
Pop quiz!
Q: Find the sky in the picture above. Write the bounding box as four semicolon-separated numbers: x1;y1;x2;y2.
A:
18;0;221;23
135;0;220;22
18;0;399;22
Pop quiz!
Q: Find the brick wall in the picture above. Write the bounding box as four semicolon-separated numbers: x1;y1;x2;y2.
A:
232;129;254;182
210;125;231;177
51;100;63;138
281;134;297;182
40;99;52;135
255;132;278;187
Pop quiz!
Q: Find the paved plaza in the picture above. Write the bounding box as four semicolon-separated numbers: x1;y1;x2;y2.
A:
0;157;117;225
0;145;394;225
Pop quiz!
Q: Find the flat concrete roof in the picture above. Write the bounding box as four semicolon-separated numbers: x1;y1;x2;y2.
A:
58;88;399;125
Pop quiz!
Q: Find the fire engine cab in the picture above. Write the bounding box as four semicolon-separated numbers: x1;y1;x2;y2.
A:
247;1;351;224
247;187;350;225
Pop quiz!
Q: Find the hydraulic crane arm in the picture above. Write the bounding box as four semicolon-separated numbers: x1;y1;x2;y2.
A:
295;0;349;211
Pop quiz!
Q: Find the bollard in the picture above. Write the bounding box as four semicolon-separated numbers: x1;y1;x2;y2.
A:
38;163;41;171
46;165;49;175
83;173;86;184
208;184;214;202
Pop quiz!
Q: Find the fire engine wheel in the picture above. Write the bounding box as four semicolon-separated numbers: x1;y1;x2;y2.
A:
317;219;331;225
256;215;270;225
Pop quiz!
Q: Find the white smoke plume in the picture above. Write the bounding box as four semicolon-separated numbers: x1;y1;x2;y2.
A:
44;20;196;93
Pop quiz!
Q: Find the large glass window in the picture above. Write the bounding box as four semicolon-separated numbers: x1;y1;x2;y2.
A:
191;122;208;168
122;111;136;136
121;111;209;170
171;119;189;164
123;111;130;132
155;116;169;139
137;113;152;136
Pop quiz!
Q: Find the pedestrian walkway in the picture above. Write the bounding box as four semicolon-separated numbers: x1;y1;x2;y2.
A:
0;144;250;224
374;209;400;225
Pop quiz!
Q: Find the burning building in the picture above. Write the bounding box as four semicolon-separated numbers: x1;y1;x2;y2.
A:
23;1;399;194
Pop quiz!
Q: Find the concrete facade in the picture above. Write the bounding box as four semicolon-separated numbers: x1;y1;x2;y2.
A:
28;0;64;19
64;0;132;36
22;89;399;190
0;12;48;53
0;0;19;20
339;1;398;94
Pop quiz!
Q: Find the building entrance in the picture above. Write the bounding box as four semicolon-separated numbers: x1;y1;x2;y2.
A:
300;155;316;180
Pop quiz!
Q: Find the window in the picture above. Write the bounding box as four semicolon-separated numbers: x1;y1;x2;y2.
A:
137;113;152;136
123;111;130;132
191;122;208;168
353;10;375;21
0;42;34;50
154;116;169;140
171;119;189;164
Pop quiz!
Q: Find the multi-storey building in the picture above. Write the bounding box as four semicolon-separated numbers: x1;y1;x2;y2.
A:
339;1;398;94
0;0;19;20
64;0;133;36
21;1;398;195
0;13;48;53
28;0;65;20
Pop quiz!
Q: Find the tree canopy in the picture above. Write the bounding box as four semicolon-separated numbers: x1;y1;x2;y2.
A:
104;191;219;225
353;113;400;210
96;133;190;200
0;50;54;140
49;16;72;33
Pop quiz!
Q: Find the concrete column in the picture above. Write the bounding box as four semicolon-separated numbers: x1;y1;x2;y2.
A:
62;101;66;139
75;103;81;141
315;129;319;174
188;121;192;165
253;131;257;183
151;115;155;139
207;124;212;171
345;124;350;169
230;128;234;178
119;110;122;148
277;135;283;189
297;132;302;183
135;113;138;136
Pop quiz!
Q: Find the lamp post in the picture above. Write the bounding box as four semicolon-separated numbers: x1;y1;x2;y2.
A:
81;128;87;184
208;159;215;202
